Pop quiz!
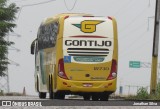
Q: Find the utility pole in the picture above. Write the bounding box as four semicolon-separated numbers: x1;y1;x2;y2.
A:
150;0;160;94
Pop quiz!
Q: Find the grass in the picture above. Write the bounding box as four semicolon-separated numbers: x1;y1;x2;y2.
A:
5;92;24;96
0;91;4;96
0;91;24;96
126;83;160;100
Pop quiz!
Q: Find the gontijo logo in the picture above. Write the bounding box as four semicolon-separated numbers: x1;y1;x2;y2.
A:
72;20;104;33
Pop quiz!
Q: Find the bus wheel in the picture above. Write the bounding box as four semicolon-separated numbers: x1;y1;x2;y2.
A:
92;94;99;101
83;94;90;100
37;77;39;92
39;92;46;99
49;78;53;99
37;77;46;99
54;92;65;99
100;93;109;101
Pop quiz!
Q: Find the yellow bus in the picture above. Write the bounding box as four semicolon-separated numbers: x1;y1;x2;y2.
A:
31;13;118;101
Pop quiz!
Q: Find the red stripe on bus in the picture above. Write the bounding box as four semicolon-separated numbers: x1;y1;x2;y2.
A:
69;35;107;38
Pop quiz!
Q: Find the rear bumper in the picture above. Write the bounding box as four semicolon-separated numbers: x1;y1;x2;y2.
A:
56;77;117;93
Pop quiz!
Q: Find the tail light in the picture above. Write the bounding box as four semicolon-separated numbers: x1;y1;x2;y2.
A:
107;59;117;80
64;16;69;19
83;16;94;17
58;58;68;79
108;16;113;20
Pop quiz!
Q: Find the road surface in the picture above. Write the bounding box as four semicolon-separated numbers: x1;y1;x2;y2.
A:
0;96;159;109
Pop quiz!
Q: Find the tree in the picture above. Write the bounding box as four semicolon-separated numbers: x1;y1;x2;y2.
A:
0;0;19;76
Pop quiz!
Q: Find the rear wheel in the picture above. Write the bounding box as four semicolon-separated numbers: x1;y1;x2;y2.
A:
37;78;46;99
83;94;90;100
36;77;39;92
39;92;46;99
54;92;65;99
49;77;53;99
92;94;99;101
100;94;109;101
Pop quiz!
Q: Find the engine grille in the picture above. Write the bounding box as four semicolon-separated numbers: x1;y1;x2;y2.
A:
67;48;109;56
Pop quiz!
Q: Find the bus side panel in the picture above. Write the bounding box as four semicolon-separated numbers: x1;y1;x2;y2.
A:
54;17;65;91
112;18;118;62
38;49;54;93
43;48;55;92
35;50;48;92
111;18;118;90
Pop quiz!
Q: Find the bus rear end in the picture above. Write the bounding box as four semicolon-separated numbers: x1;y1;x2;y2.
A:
57;16;118;100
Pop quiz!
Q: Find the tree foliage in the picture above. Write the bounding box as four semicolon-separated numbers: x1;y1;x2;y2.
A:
0;0;19;76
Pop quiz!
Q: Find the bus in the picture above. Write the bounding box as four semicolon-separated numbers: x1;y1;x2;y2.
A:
31;13;118;101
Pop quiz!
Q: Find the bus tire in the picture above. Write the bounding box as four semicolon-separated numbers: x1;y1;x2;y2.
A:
54;92;65;99
91;94;99;101
58;94;65;99
49;76;53;99
37;77;39;92
83;94;90;100
37;77;46;99
100;93;109;101
39;92;46;99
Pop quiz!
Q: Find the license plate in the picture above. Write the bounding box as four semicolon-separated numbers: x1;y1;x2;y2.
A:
83;83;93;87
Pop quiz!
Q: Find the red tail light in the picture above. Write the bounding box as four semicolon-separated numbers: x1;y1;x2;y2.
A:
58;58;68;79
83;16;94;17
107;59;117;80
64;16;69;19
108;16;113;20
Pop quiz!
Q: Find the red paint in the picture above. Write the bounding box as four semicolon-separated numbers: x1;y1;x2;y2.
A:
69;35;107;38
108;16;113;20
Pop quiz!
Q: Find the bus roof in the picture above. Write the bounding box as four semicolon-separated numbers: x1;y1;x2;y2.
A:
41;13;91;25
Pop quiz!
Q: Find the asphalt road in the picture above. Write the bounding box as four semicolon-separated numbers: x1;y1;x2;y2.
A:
0;96;160;109
0;96;126;106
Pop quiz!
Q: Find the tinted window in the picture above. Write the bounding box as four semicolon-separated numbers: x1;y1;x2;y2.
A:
38;22;59;50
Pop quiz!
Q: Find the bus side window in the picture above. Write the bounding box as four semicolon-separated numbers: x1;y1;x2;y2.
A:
50;22;59;47
37;22;59;50
35;42;38;54
38;25;45;50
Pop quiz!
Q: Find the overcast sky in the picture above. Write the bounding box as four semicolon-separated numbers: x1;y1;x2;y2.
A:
6;0;158;95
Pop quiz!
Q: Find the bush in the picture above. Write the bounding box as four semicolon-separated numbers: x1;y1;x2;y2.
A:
5;92;23;96
156;82;160;97
150;82;160;100
126;83;160;100
0;90;4;96
136;87;149;100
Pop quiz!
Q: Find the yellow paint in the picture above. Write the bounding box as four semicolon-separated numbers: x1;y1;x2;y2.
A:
81;20;104;33
34;13;118;96
57;77;117;92
55;15;118;92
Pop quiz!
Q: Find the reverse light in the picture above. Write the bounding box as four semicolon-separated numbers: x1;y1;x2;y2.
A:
107;59;117;80
58;58;68;79
112;72;117;78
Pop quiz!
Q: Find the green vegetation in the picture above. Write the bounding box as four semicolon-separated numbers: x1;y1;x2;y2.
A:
0;91;24;96
0;90;4;96
126;83;160;100
136;87;149;99
5;92;24;96
150;82;160;100
0;0;19;76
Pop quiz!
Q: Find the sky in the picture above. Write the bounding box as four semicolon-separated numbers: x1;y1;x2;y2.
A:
5;0;159;95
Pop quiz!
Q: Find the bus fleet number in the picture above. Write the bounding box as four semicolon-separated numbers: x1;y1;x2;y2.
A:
94;67;109;70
